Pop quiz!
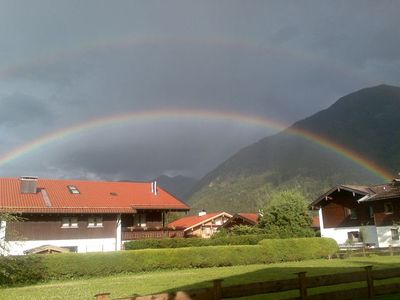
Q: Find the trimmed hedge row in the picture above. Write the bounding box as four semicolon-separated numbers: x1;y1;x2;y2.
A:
0;255;46;285
124;234;272;250
259;238;339;262
0;237;338;286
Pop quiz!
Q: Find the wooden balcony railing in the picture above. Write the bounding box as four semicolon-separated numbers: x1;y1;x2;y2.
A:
122;228;184;240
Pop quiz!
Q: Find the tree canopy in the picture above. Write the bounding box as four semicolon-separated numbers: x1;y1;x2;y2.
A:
258;190;314;238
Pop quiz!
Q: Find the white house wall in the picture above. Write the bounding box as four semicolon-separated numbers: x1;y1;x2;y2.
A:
0;220;6;255
376;226;400;248
321;226;361;245
6;238;116;255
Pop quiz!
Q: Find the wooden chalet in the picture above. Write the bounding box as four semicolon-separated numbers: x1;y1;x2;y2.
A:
0;176;189;255
221;213;259;229
168;211;232;238
310;179;400;248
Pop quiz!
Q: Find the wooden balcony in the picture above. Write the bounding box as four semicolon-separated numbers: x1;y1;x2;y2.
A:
122;227;184;240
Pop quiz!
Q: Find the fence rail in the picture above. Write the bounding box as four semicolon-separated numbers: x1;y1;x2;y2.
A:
335;245;400;258
95;265;400;300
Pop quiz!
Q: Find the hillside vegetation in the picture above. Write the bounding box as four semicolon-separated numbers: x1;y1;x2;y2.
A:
189;85;400;212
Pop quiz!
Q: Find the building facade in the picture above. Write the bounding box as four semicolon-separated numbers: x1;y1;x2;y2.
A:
0;177;189;255
221;213;259;229
310;179;400;248
169;211;232;238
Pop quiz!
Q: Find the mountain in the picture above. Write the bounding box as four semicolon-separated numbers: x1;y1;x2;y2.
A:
188;84;400;213
154;175;197;201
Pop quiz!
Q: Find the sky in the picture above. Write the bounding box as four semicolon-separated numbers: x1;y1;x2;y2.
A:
0;1;400;181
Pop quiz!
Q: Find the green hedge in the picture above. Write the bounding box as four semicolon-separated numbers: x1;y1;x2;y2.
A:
124;234;272;250
0;237;338;286
258;238;339;263
0;255;46;285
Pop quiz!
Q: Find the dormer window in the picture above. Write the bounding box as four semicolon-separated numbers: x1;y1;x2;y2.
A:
67;185;80;194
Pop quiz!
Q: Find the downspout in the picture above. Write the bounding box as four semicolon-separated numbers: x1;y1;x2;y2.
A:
116;214;121;251
318;208;324;236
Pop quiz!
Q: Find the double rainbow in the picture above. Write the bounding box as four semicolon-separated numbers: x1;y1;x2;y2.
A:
0;109;392;181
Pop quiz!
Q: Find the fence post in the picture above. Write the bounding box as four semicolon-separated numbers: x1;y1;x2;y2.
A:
213;279;223;300
297;272;307;300
365;266;374;300
94;293;110;300
389;245;394;256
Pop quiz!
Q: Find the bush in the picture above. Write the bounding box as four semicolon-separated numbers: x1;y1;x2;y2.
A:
258;237;339;262
258;190;315;238
124;234;272;250
0;237;338;285
0;255;46;286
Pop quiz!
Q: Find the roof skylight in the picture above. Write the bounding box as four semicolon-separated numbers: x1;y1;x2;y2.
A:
67;185;80;194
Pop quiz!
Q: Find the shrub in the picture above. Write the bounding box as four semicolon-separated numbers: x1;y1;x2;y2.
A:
258;237;339;262
124;234;272;250
0;255;46;286
44;237;338;279
258;190;315;238
0;237;338;285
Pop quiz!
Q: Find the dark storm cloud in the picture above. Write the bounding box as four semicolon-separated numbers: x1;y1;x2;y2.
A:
0;1;400;179
0;93;53;127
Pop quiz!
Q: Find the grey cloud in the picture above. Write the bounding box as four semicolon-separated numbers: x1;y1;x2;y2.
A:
0;93;54;127
0;1;399;180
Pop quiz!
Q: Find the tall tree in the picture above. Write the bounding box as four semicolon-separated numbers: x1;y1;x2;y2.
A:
258;190;314;238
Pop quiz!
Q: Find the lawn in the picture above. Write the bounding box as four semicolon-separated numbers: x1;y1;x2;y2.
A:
1;256;400;300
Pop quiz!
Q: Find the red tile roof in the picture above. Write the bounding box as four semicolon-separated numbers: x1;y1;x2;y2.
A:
0;178;189;214
237;213;259;224
168;212;232;231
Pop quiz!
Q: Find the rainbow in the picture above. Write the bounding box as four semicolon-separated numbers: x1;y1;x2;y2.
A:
0;35;374;86
0;109;393;181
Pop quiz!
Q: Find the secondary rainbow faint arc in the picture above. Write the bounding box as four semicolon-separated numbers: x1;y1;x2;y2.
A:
0;109;392;181
0;36;372;85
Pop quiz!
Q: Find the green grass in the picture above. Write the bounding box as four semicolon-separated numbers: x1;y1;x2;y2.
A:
2;256;400;300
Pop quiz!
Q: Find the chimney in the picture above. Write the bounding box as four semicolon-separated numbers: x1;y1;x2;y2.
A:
154;181;158;195
20;176;38;194
198;210;206;217
150;181;158;195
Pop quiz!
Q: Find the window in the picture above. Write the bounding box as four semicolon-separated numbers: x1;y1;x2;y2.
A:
391;228;399;241
350;208;358;219
88;216;103;228
346;208;358;219
61;217;78;228
67;185;80;194
133;214;146;228
384;202;394;214
347;231;362;242
368;206;374;218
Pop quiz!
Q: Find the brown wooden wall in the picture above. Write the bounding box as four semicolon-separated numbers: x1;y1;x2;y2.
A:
322;190;373;228
372;198;400;226
6;214;117;241
121;211;163;229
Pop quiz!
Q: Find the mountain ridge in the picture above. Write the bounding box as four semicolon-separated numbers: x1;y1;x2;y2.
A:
188;84;400;212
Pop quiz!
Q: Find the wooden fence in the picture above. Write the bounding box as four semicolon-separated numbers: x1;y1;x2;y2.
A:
95;266;400;300
335;245;400;258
